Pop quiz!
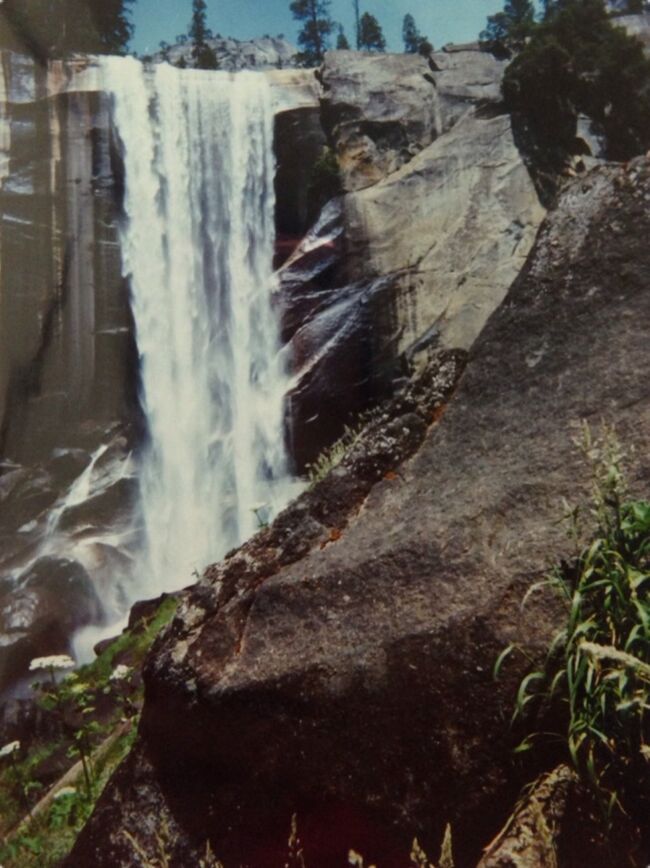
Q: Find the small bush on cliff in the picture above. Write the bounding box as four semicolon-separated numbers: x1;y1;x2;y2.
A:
504;426;650;824
307;145;343;219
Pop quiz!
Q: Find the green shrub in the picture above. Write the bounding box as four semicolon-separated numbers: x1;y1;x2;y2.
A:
307;146;343;219
502;0;650;164
504;426;650;821
0;597;177;866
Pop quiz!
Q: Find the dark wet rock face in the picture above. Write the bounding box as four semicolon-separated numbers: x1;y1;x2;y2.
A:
0;426;138;694
0;556;102;685
0;53;138;466
274;106;328;265
68;160;650;868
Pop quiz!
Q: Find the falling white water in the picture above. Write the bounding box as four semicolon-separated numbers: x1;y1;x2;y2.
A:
101;57;293;596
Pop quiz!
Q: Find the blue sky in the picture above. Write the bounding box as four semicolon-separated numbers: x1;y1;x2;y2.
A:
131;0;500;56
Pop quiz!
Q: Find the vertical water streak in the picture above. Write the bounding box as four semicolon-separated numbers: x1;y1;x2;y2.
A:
101;58;291;595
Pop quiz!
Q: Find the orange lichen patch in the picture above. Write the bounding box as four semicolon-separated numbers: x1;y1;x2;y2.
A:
430;402;449;426
320;528;342;550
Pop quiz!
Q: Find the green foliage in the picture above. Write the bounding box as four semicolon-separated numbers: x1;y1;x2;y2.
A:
510;426;650;821
307;426;356;484
305;404;382;485
307;146;342;218
353;0;361;49
480;0;536;56
189;0;219;69
189;0;209;45
0;0;134;58
0;725;136;867
0;597;176;865
358;12;386;53
502;0;650;162
403;13;420;53
193;42;219;69
290;0;334;66
79;595;178;687
403;13;432;56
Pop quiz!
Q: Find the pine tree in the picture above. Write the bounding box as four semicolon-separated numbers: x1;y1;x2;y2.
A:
336;25;350;50
402;13;420;53
402;12;431;55
503;0;650;163
480;0;536;54
90;0;134;53
189;0;218;69
358;12;386;52
290;0;334;66
353;0;361;49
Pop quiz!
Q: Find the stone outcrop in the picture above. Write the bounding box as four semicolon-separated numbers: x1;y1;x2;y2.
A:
68;159;650;868
343;111;545;354
0;426;140;690
283;48;545;468
477;766;577;868
155;35;299;71
319;49;507;193
319;51;440;193
0;52;144;690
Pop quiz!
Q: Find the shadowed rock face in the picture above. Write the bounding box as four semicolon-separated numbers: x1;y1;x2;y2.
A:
0;53;138;466
274;105;327;266
68;160;650;868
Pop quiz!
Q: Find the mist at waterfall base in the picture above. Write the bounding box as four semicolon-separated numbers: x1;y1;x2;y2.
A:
75;58;297;660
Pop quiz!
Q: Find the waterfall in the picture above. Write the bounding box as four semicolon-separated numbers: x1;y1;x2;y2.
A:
100;57;292;596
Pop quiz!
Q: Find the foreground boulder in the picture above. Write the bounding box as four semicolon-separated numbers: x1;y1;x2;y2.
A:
69;159;650;867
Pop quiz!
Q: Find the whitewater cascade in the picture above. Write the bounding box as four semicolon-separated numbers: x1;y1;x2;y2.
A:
101;57;292;595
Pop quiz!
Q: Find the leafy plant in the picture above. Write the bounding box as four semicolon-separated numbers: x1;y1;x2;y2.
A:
306;421;362;484
307;146;343;219
0;597;176;866
504;425;650;821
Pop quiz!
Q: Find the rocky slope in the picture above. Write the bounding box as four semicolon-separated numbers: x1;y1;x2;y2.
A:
154;35;298;71
68;158;650;867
